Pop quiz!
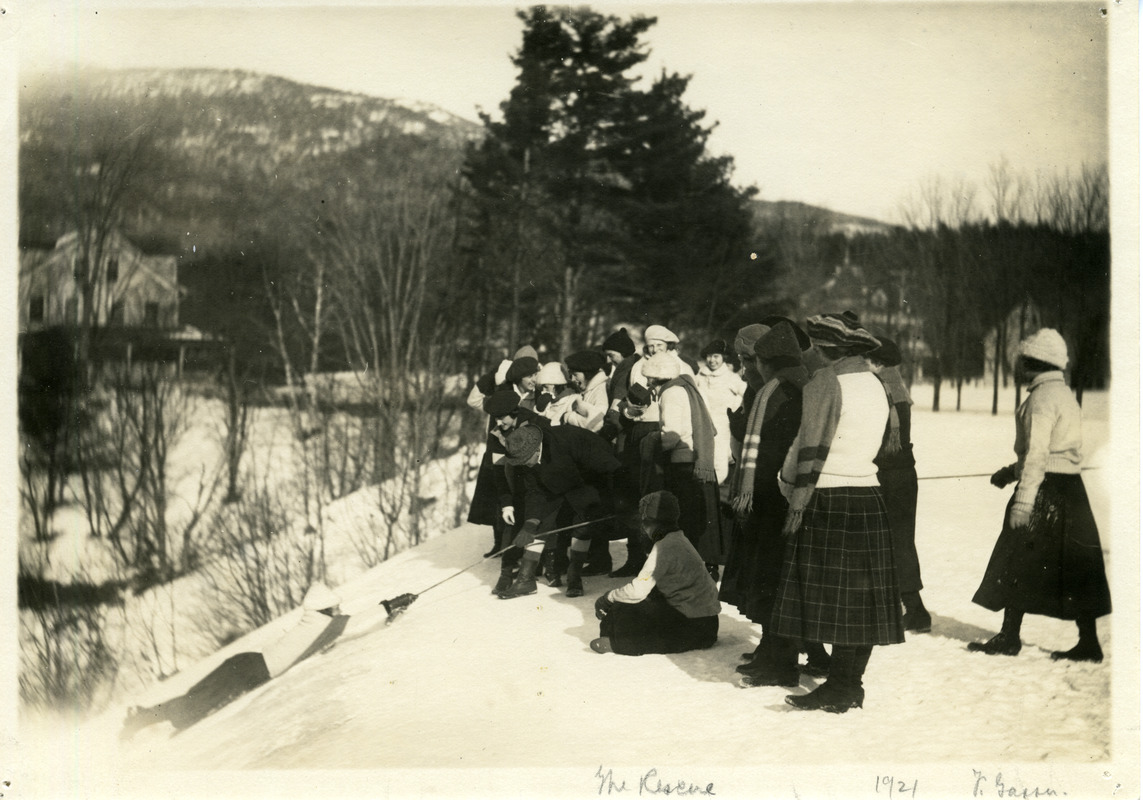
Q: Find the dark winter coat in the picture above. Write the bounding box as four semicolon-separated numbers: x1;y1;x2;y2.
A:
502;424;621;522
719;379;803;623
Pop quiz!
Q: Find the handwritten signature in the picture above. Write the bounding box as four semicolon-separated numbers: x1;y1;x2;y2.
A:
595;766;715;796
973;770;1063;798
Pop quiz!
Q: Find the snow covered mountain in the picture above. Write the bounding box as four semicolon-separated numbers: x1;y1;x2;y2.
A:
13;386;1133;800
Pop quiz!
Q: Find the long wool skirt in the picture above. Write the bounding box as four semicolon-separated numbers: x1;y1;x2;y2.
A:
719;489;788;625
600;589;719;656
972;473;1111;620
771;486;906;647
878;466;923;594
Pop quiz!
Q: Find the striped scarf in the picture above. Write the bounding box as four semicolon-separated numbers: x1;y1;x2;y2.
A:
660;374;719;484
731;377;779;507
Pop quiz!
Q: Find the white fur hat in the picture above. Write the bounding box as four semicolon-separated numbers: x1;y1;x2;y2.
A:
1018;328;1069;370
302;582;342;611
536;361;568;386
643;324;679;345
641;352;681;381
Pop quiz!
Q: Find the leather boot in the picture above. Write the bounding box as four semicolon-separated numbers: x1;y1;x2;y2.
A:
541;548;562;588
581;534;613;576
497;551;538;599
492;547;522;594
786;645;868;712
901;591;932;633
1051;618;1103;663
566;550;589;598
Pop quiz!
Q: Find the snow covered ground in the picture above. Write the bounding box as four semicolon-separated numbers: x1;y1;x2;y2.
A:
10;385;1139;800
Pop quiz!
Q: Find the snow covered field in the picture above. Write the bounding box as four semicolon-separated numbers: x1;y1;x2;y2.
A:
11;384;1138;800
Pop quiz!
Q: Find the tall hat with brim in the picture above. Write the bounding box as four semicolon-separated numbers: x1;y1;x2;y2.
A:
868;336;903;367
639;490;680;526
733;323;770;356
759;315;811;351
536;362;569;386
805;312;880;353
302;582;342;612
503;424;544;466
505;356;540;385
601;327;636;358
564;350;607;376
483;390;521;417
754;322;803;367
1018;328;1069;370
641;352;680;381
643;324;680;345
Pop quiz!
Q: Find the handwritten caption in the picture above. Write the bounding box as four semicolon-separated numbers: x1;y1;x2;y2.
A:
595;766;715;796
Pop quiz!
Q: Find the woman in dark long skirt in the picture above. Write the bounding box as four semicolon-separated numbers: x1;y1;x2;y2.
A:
719;322;811;687
969;329;1110;661
770;312;906;713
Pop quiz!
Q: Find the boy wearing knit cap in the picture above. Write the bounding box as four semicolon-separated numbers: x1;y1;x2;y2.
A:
968;328;1110;662
590;491;720;656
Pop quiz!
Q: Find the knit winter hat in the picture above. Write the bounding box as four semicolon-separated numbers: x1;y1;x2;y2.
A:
641;351;680;381
503;424;543;466
626;383;652;407
504;356;540;385
700;338;731;358
302;582;342;612
805;312;880;353
513;345;539;361
564;349;607;377
601;327;636;358
536;361;568;386
759;315;811;351
482;390;521;417
733;323;771;356
754;322;803;366
1019;328;1069;370
868;336;903;367
643;324;680;345
639;490;681;526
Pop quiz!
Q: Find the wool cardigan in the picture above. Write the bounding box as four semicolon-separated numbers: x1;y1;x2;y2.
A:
1008;370;1083;513
607;530;721;618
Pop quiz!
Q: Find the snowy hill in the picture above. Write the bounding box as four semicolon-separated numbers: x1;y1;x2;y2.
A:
12;388;1137;800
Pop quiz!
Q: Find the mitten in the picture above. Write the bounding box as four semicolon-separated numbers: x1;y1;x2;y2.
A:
1008;501;1033;530
513;518;540;548
594;593;614;620
990;465;1017;489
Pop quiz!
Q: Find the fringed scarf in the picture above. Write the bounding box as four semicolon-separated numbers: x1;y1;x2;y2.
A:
732;365;810;513
875;365;910;456
660;374;719;484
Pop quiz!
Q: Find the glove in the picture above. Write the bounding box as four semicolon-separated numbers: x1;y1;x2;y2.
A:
534;391;553;412
513;519;540;549
594;593;614;620
991;465;1017;489
1008;501;1033;530
381;593;417;618
501;506;516;526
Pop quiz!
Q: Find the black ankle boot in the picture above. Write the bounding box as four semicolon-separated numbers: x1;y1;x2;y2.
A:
541;549;562;587
566;550;588;598
967;632;1022;656
498;553;540;599
901;591;932;633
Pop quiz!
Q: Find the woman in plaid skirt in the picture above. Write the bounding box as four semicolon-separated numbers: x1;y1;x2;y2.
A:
968;329;1110;661
771;312;906;713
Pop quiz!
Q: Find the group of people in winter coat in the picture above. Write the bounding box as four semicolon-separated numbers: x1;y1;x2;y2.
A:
466;314;1111;714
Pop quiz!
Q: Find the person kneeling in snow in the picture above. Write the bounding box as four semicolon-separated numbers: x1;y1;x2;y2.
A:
591;490;720;656
120;583;415;740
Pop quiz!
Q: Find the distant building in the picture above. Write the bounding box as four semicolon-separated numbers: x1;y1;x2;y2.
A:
18;230;223;375
18;230;181;333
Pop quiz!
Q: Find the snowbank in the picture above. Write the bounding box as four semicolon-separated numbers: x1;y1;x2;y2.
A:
11;388;1137;800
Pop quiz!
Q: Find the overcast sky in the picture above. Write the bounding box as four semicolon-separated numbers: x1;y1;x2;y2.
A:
15;1;1113;222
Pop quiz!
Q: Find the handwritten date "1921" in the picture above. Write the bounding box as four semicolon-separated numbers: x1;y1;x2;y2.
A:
876;775;919;798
